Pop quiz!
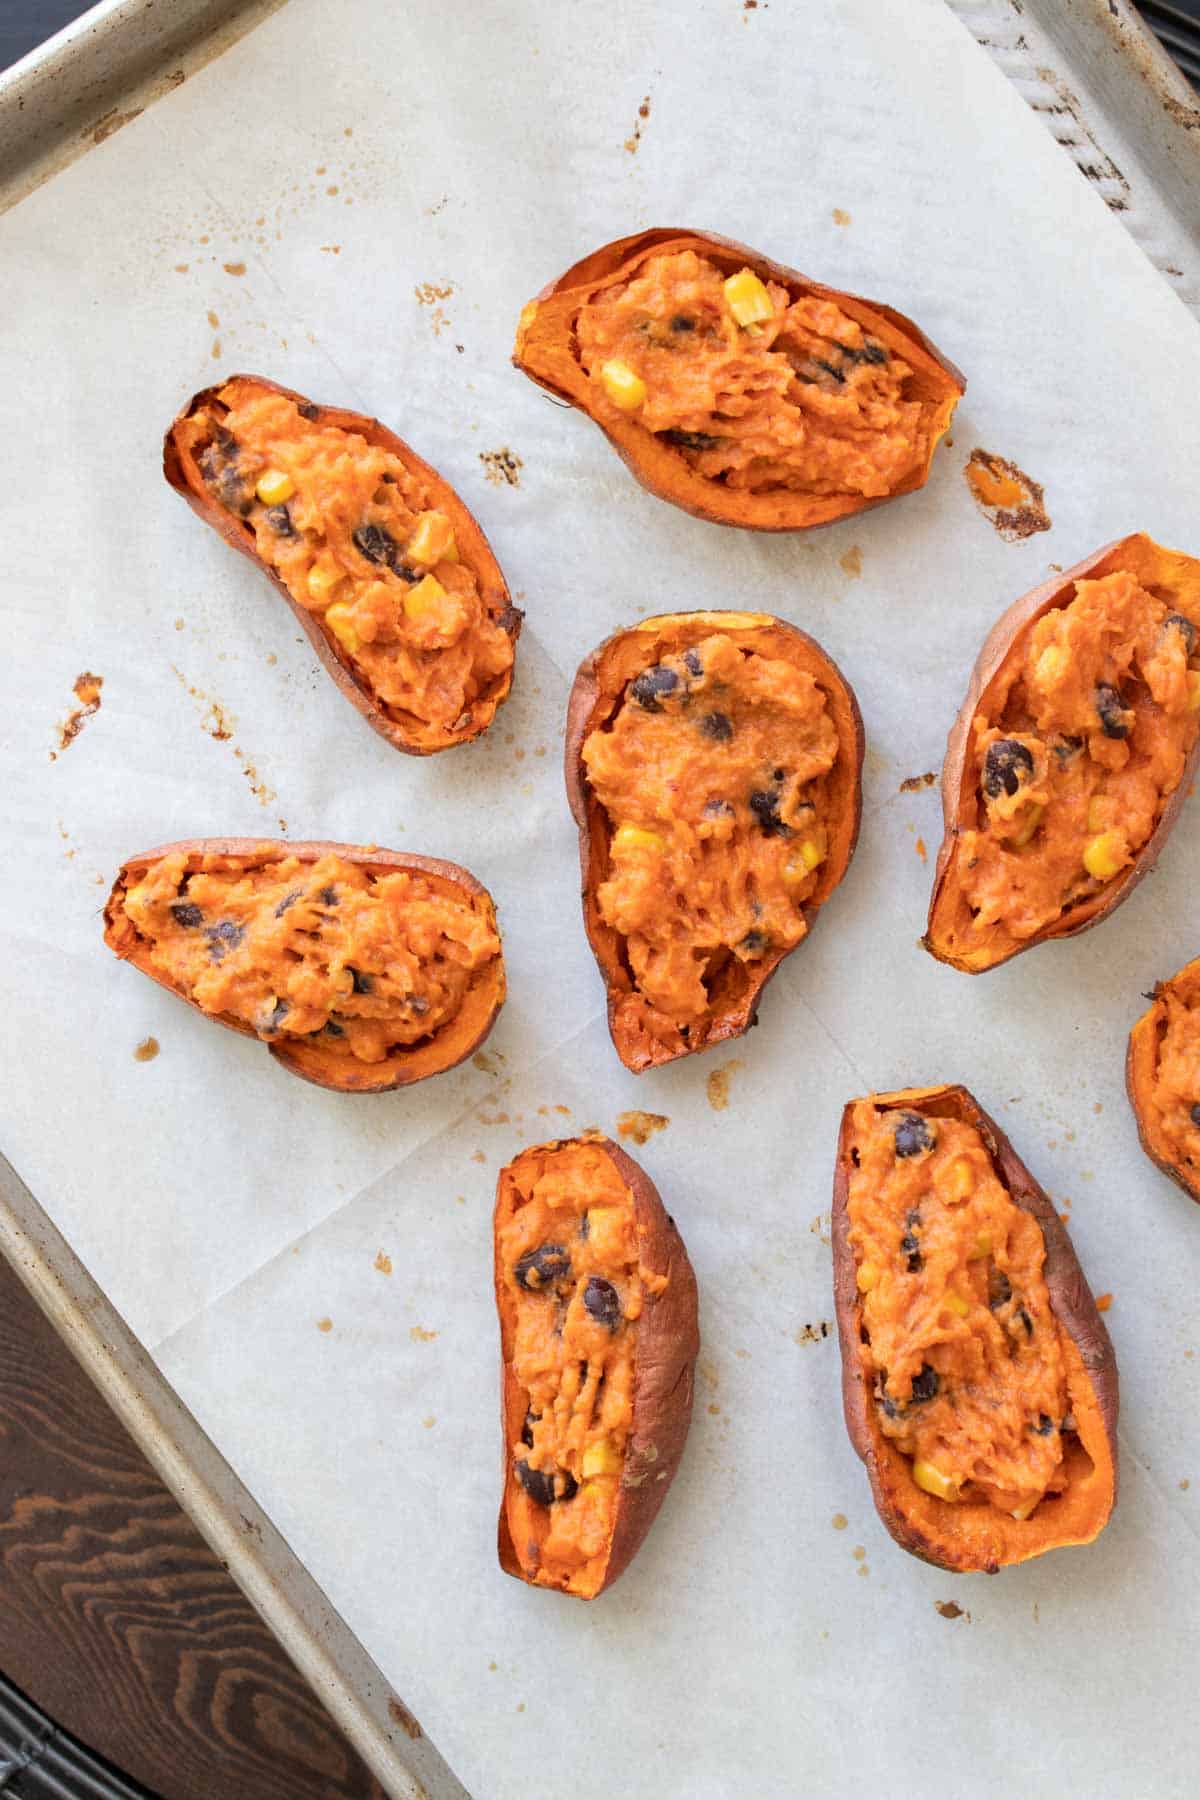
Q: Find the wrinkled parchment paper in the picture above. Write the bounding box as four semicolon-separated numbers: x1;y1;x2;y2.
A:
3;1;1200;1794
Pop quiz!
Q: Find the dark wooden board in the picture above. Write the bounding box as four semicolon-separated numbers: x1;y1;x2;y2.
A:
0;1250;387;1800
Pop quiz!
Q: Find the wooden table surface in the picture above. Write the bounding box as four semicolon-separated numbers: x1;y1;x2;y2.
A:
0;1249;387;1799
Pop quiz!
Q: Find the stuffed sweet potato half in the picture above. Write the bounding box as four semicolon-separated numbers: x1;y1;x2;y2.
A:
165;375;521;754
103;839;504;1092
495;1134;699;1599
565;611;863;1072
1127;953;1200;1205
926;533;1200;973
832;1085;1117;1572
514;228;963;531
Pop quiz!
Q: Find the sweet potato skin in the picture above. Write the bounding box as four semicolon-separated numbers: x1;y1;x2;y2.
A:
832;1084;1118;1573
164;375;522;756
103;838;504;1094
495;1135;699;1599
565;611;864;1072
925;532;1200;973
514;227;964;532
1126;959;1200;1205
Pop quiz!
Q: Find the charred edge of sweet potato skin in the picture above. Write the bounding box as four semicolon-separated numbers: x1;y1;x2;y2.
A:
925;532;1200;975
831;1084;1119;1573
513;227;965;533
1126;974;1200;1205
495;1135;700;1599
163;375;523;756
564;611;865;1073
102;837;505;1094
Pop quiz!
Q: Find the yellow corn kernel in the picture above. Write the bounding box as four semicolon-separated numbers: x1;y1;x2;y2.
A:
723;267;774;328
584;1205;624;1256
1034;643;1067;687
1083;829;1127;882
403;573;448;620
912;1458;960;1503
1010;1492;1042;1522
1188;670;1200;713
941;1157;974;1205
407;509;457;567
582;1437;623;1479
856;1261;880;1294
613;823;666;856
599;358;647;412
255;467;294;505
307;556;344;604
1086;795;1107;833
968;1230;993;1261
1006;803;1043;848
324;602;360;654
944;1290;970;1319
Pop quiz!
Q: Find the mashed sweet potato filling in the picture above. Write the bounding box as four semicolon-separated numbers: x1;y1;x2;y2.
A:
1145;963;1200;1175
957;570;1200;943
582;632;839;1032
118;850;499;1066
498;1141;665;1592
186;382;514;733
575;249;925;496
846;1102;1069;1518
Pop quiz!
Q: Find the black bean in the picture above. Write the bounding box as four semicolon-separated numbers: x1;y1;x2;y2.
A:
629;665;680;710
1165;613;1197;656
988;1268;1012;1310
1095;683;1131;739
297;402;320;421
1017;1305;1034;1338
814;358;846;384
661;428;722;451
749;788;787;836
701;711;733;742
1053;736;1084;763
348;966;373;995
582;1277;621;1328
353;522;398;566
514;1460;577;1507
910;1364;940;1404
899;1228;923;1274
861;341;888;365
265;503;296;537
1033;1413;1055;1436
737;929;769;957
323;1020;345;1038
893;1112;935;1158
682;648;703;677
670;315;696;333
274;889;302;918
703;798;735;819
773;768;785;782
983;738;1035;800
514;1244;572;1292
261;998;290;1035
199;441;252;517
1191;1103;1200;1128
170;901;204;928
204;919;245;961
521;1410;538;1448
879;1392;901;1421
317;886;338;906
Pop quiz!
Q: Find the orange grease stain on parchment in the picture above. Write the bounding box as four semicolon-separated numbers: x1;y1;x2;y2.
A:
616;1110;669;1146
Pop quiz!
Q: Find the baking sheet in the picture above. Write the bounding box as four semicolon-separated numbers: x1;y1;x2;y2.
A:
2;0;1200;1794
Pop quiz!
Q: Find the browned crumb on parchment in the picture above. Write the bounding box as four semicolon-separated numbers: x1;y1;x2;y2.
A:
316;1317;333;1333
964;448;1050;542
616;1109;669;1146
793;1321;831;1345
223;261;247;276
52;672;104;757
480;448;523;487
706;1059;742;1112
915;836;927;863
409;1325;438;1343
935;1600;970;1621
831;1512;848;1530
624;95;651;153
414;280;454;305
374;1250;392;1275
839;545;862;577
832;206;850;226
899;771;937;793
133;1036;159;1063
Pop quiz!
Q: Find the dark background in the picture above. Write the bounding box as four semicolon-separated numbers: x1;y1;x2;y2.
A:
2;0;1199;74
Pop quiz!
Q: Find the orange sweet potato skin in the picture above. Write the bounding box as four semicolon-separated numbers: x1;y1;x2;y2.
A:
103;838;504;1094
564;611;864;1072
164;375;522;756
1126;959;1200;1205
832;1085;1118;1573
513;227;964;532
925;532;1200;974
495;1135;699;1599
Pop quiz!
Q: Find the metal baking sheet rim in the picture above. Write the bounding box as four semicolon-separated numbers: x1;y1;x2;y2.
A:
0;2;1196;1798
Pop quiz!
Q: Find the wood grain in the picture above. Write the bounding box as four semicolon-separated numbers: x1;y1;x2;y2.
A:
0;1252;387;1800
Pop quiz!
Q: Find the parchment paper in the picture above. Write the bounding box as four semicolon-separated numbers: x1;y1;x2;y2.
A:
2;1;1199;1794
